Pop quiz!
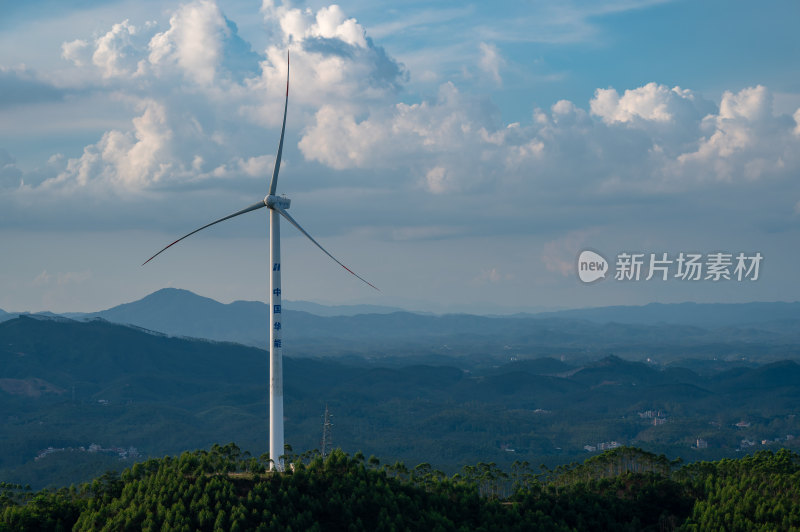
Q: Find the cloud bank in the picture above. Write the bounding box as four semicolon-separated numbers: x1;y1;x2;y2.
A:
1;0;798;231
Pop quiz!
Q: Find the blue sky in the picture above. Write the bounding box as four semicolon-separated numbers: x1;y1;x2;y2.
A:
1;0;799;314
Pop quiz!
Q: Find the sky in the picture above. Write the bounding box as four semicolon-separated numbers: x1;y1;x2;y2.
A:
1;0;799;314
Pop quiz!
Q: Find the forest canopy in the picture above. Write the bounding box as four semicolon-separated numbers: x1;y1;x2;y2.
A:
3;444;800;531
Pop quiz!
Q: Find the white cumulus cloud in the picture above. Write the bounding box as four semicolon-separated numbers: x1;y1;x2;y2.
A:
542;231;593;277
61;39;91;67
300;77;800;196
300;82;502;193
478;42;504;85
34;0;407;194
590;82;696;124
8;1;800;217
94;19;147;79
148;0;229;85
44;99;173;191
62;20;151;79
794;108;800;136
677;86;800;181
263;2;366;47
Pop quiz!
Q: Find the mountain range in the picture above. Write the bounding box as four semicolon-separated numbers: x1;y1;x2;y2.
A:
2;313;799;488
2;288;797;365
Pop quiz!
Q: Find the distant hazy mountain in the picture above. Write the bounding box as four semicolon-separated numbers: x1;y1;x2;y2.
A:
73;288;269;346
0;309;60;324
39;289;797;363
60;289;404;346
5;289;799;363
8;291;800;332
538;301;800;328
281;300;405;316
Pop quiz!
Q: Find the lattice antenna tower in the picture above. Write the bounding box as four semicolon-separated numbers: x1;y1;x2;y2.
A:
321;404;333;459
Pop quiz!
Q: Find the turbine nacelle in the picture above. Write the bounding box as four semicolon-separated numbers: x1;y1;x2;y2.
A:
265;195;291;210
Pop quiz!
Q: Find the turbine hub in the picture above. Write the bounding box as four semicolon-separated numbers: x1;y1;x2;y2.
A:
265;195;291;209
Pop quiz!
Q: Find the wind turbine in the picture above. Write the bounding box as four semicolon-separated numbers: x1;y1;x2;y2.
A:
143;52;377;471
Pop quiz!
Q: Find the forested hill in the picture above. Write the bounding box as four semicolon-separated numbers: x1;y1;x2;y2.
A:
3;446;800;531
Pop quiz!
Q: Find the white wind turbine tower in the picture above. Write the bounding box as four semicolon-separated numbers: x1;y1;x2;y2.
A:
143;53;378;471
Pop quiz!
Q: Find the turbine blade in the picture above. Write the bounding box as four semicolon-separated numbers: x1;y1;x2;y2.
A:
268;51;289;196
143;200;266;265
275;206;379;291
